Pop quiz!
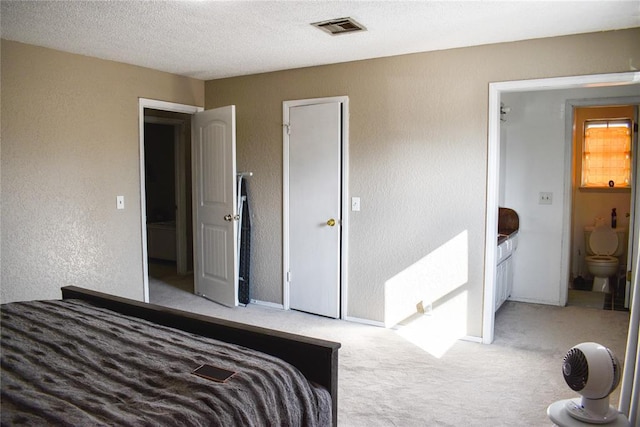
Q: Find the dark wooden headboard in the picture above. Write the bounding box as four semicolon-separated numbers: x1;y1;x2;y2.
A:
61;286;340;426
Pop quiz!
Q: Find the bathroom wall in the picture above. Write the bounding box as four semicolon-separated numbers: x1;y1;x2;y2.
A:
501;86;640;305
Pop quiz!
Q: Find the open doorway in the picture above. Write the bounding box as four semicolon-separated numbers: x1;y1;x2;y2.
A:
139;100;244;309
138;99;203;302
483;72;640;344
497;95;637;315
568;104;637;311
143;109;195;301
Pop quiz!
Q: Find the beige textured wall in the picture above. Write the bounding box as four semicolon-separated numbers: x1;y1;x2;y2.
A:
1;40;204;303
204;29;640;333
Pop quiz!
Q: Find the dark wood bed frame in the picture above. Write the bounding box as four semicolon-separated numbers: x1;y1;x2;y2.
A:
61;286;340;426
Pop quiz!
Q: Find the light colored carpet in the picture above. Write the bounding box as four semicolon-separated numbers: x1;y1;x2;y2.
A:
148;273;630;426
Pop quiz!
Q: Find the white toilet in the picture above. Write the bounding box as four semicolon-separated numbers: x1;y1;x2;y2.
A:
584;224;625;293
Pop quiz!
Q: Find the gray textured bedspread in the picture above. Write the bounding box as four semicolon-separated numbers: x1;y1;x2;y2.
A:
0;299;331;426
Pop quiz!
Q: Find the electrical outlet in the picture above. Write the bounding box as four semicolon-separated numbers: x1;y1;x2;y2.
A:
539;192;552;205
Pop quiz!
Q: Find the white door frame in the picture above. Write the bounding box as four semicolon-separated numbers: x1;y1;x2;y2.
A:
282;96;349;318
483;72;640;344
138;98;203;302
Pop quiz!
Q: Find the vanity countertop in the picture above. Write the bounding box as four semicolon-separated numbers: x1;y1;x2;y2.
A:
498;231;518;245
498;207;519;245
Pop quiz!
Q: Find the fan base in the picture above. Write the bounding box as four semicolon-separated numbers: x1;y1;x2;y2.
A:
565;398;619;424
548;399;629;426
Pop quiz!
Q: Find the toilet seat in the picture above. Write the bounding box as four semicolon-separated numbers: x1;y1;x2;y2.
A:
585;255;618;263
589;225;618;255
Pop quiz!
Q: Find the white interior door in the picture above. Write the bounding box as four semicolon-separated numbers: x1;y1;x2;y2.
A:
287;101;342;318
192;106;238;307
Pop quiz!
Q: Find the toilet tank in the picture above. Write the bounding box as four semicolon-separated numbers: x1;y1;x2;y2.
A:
584;226;627;257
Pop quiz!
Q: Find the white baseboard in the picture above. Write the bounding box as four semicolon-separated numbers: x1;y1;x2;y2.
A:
250;302;484;342
461;335;482;343
250;299;285;310
508;296;562;306
344;315;385;327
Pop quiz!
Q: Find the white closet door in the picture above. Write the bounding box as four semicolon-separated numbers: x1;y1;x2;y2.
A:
288;101;341;318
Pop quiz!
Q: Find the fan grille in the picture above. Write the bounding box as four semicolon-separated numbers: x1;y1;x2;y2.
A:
606;347;621;395
563;348;588;391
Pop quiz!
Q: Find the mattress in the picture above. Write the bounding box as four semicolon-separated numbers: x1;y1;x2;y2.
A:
0;299;331;426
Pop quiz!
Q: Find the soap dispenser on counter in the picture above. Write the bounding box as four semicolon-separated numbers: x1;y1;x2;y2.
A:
612;208;617;229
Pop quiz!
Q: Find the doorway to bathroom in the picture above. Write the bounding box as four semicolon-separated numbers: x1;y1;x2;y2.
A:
496;91;638;312
483;73;640;345
569;104;637;311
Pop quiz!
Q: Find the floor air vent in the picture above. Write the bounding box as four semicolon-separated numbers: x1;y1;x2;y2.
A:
311;17;366;35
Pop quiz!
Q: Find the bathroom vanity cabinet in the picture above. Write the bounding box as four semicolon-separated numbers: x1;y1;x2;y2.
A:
496;207;520;312
147;221;177;261
495;233;517;311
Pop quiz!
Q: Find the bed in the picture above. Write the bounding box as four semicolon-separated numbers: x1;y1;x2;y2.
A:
1;286;340;426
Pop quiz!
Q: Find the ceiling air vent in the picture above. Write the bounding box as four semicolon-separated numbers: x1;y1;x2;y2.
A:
311;17;366;36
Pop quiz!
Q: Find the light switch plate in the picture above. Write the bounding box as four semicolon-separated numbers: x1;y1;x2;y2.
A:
117;195;125;210
351;197;360;211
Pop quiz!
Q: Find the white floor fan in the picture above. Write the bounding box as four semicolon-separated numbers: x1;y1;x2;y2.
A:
548;342;629;426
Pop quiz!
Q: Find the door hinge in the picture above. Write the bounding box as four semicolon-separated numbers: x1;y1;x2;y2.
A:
627;270;632;281
634;122;638;133
283;123;291;135
287;271;292;282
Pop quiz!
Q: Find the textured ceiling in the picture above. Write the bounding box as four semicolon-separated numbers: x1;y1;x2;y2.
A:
2;1;639;80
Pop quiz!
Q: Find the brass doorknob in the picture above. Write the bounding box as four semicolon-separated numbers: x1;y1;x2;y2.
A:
327;218;336;227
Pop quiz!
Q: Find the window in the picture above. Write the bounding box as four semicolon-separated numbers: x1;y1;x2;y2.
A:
581;119;632;188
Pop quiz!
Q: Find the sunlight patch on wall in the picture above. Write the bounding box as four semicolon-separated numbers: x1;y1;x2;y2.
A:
395;290;468;358
384;230;469;328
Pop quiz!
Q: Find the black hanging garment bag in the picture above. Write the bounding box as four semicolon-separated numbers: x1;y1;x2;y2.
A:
238;179;251;305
